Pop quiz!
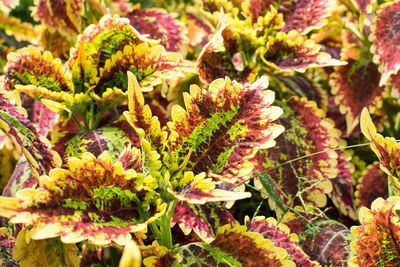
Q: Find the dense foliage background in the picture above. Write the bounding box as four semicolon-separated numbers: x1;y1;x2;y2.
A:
0;0;399;266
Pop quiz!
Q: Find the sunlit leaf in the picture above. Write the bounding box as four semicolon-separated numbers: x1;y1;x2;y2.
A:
260;31;345;72
0;152;166;246
167;76;284;186
279;0;334;34
254;97;340;209
349;197;400;266
171;201;238;243
32;0;83;39
13;227;80;266
127;8;188;53
0;95;61;177
2;156;34;197
245;216;319;266
145;224;295;266
361;108;400;196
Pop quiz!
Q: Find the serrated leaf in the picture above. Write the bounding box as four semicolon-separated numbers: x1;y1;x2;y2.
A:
2;156;35;197
167;76;284;186
282;206;352;266
330;59;385;134
278;0;334;34
0;152;166;246
0;96;61;177
146;224;295;266
349;197;400;266
127;8;188;53
32;0;83;39
245;216;319;266
261;31;346;72
254;97;340;209
371;1;400;86
361;108;400;196
171;201;238;243
355;162;388;210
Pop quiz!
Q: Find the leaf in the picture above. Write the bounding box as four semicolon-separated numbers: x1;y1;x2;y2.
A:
355;162;388;210
171;201;238;243
196;20;257;84
278;0;334;34
260;31;346;72
127;8;188;53
329;150;357;220
0;11;37;43
245;216;319;266
13;227;81;266
282;206;352;266
145;224;295;266
167;76;284;185
254;97;340;209
349;197;400;266
276;74;328;109
2;156;35;197
361;108;400;196
330;59;385;134
32;0;83;39
5;46;74;102
0;95;61;177
53;121;141;164
351;0;375;14
371;1;400;86
258;173;287;213
0;152;166;246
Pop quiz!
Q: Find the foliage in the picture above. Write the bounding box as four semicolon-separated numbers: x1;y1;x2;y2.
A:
0;0;400;265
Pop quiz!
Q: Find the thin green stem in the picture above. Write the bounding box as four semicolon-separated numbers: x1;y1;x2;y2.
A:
71;114;85;132
231;142;373;190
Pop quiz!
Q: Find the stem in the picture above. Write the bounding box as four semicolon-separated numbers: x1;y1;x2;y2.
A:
71;114;85;132
231;142;373;190
159;200;176;249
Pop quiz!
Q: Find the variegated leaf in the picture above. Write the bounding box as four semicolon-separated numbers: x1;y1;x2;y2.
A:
184;11;214;52
13;227;80;266
241;0;276;23
355;162;388;210
254;97;340;209
32;0;83;39
145;224;295;266
361;108;400;196
349;197;400;266
0;95;61;177
329;150;357;220
245;216;319;266
53;120;140;164
166;171;251;204
0;11;37;43
261;31;345;72
5;46;74;103
330;59;385;134
371;1;400;86
171;201;238;243
2;156;34;197
167;76;284;185
196;22;257;84
127;8;188;53
279;0;334;34
68;14;192;98
351;0;375;14
0;152;166;246
276;74;328;109
283;206;352;266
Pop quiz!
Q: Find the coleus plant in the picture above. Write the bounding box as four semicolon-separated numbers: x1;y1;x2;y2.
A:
2;0;400;266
